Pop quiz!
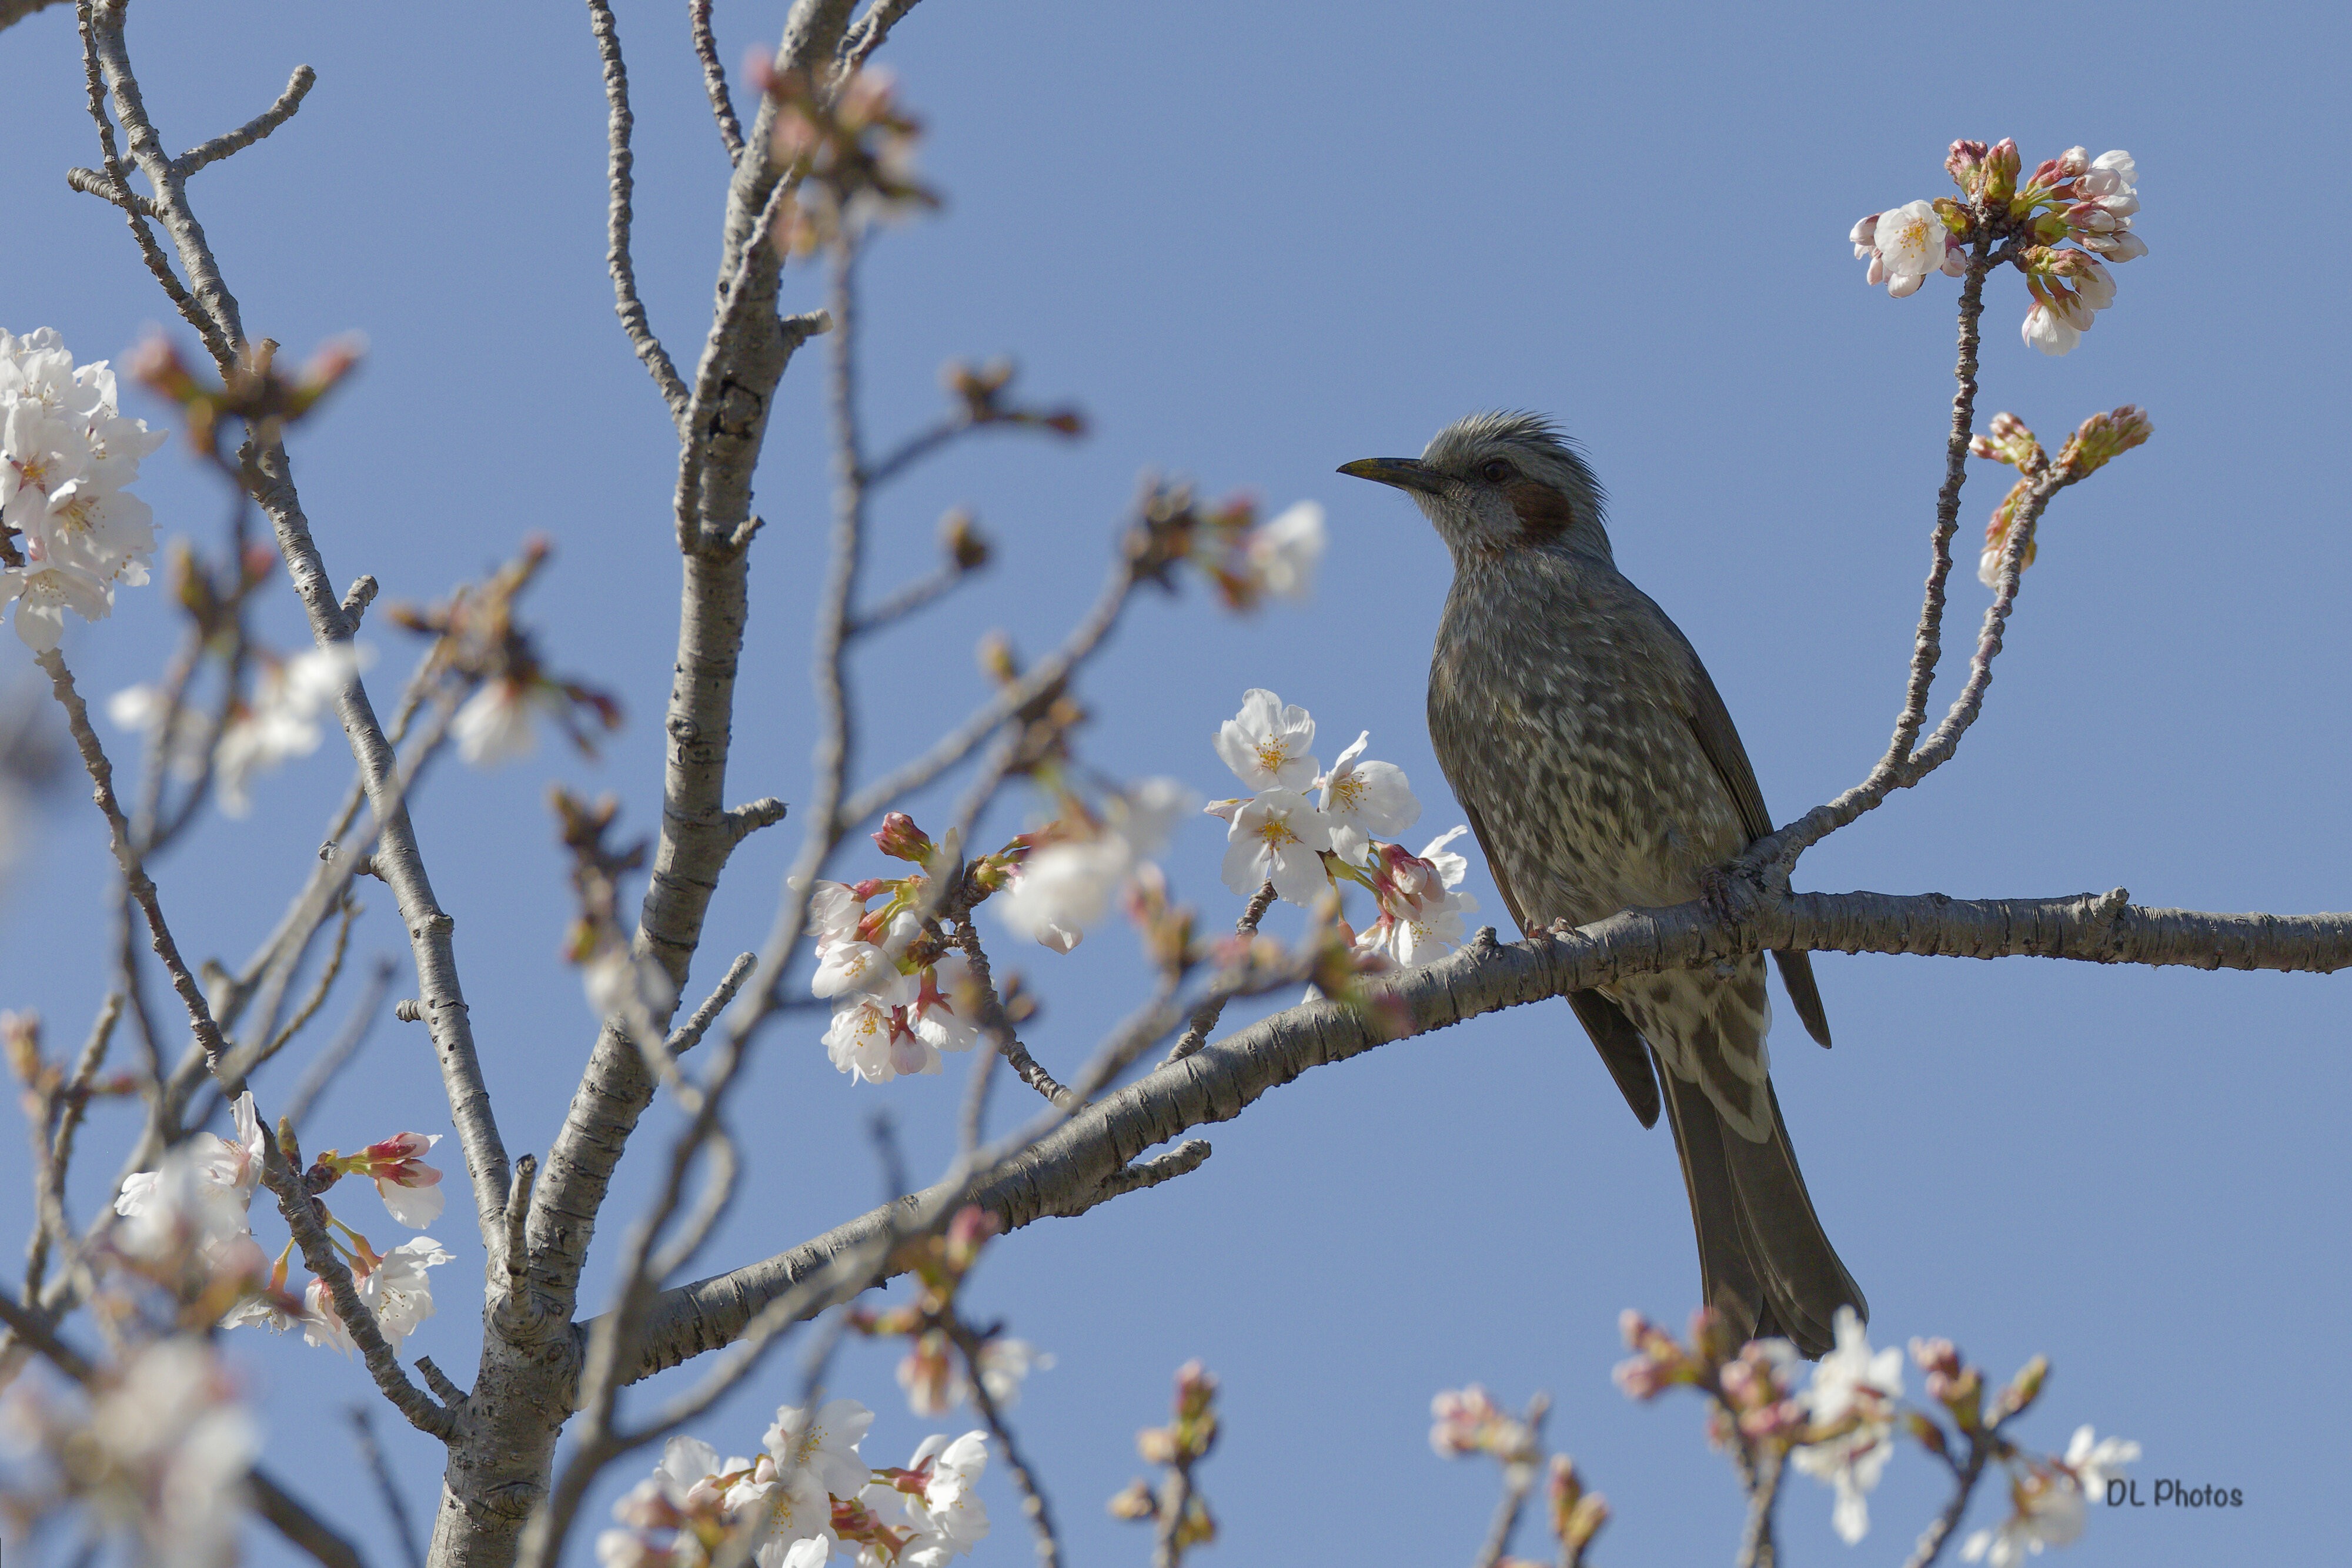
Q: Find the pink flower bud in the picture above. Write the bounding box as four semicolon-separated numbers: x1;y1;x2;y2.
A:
872;811;934;862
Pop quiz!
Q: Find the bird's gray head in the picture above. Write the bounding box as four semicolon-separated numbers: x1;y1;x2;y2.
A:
1339;410;1611;566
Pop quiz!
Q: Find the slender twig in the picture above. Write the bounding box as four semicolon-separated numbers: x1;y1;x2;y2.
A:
74;3;225;359
348;1406;427;1568
1903;1433;1993;1568
1167;878;1277;1061
689;0;745;160
945;1317;1061;1567
1735;1443;1783;1568
841;0;925;69
834;551;1142;828
586;0;690;422
39;651;231;1072
951;914;1067;1104
25;993;122;1300
173;64;315;176
666;952;757;1058
846;560;966;635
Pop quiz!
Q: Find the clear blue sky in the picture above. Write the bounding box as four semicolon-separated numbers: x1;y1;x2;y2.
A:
3;2;2344;1564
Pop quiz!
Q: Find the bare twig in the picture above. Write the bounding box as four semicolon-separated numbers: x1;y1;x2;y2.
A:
65;163;154;216
74;3;223;359
951;914;1068;1105
1903;1432;1993;1568
689;0;746;160
173;64;315;176
586;0;690;422
348;1406;427;1568
39;650;232;1073
846;559;966;635
667;951;758;1058
1167;878;1277;1061
841;0;925;70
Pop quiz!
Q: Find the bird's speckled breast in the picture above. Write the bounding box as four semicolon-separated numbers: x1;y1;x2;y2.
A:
1428;545;1746;929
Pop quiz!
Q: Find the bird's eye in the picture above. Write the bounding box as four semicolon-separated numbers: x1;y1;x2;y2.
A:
1479;458;1515;483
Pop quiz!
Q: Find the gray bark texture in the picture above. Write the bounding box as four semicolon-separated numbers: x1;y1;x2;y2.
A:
426;5;853;1564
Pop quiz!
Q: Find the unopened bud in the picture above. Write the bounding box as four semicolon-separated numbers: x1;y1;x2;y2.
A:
1107;1479;1156;1521
872;812;934;862
1945;139;1989;197
1994;1354;2049;1421
975;630;1019;686
1986;138;2022;205
940;509;990;571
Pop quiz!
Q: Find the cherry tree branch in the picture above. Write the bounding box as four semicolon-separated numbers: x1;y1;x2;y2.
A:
622;885;2352;1378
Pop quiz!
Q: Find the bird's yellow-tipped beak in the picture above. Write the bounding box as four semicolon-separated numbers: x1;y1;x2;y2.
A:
1338;457;1448;496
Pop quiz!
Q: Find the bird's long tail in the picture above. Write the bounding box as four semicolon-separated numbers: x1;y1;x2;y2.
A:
1653;1050;1865;1358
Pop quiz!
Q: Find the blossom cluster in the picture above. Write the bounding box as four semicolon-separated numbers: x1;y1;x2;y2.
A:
0;327;168;650
1428;1386;1608;1567
1614;1306;2137;1556
1141;492;1326;613
109;641;369;815
1106;1360;1220;1554
1203;688;1478;970
1850;141;2143;356
386;536;623;767
110;1093;453;1356
596;1399;989;1568
749;63;940;258
0;1337;257;1568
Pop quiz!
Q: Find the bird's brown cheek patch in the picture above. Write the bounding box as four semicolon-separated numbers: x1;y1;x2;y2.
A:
1502;478;1579;539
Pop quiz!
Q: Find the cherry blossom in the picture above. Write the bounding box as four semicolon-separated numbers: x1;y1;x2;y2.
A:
726;1456;837;1568
1961;1469;2087;1567
300;1236;454;1355
344;1131;447;1229
1244;500;1325;601
1212;688;1319;791
1315;731;1419;864
1219;787;1334;905
824;992;935;1084
0;328;167;651
994;777;1197;952
1790;1307;1903;1543
1353;827;1480;967
451;676;557;765
113;1092;265;1269
889;1432;990;1564
909;952;983;1054
1851;202;1963;297
2060;1425;2140;1496
764;1398;875;1501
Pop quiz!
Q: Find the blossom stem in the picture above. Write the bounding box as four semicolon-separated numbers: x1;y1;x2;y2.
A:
945;1315;1063;1568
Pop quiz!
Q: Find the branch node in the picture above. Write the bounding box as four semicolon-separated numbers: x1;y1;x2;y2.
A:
723;797;790;845
339;573;378;629
393;999;424;1024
